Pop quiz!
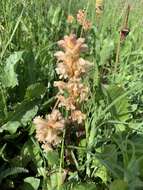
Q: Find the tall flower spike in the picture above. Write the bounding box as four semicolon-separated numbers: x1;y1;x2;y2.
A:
76;9;92;31
34;34;92;152
57;34;88;56
54;34;92;124
77;9;86;25
55;34;92;79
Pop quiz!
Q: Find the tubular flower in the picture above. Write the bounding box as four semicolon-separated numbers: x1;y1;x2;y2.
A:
76;9;92;30
54;79;89;101
55;34;92;79
82;20;92;31
33;34;92;152
77;9;86;25
57;95;76;110
57;34;88;56
70;110;86;124
54;79;89;111
33;110;65;151
54;34;92;123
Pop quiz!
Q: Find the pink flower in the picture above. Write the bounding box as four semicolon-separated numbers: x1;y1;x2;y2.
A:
70;110;86;124
33;110;65;151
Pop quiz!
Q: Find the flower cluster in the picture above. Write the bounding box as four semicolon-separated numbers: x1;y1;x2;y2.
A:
76;9;92;30
33;34;92;151
66;10;92;31
33;110;65;151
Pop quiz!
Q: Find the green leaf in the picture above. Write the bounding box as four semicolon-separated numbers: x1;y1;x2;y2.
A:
0;121;20;134
0;100;38;134
73;183;97;190
24;177;40;190
0;90;5;121
100;38;114;66
109;180;128;190
25;82;45;100
21;140;42;167
78;139;86;163
92;158;108;183
48;6;62;26
2;51;23;88
0;167;28;184
106;85;130;121
47;151;59;166
21;105;38;126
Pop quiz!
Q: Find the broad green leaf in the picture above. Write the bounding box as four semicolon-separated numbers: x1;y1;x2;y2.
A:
0;121;20;134
109;180;128;190
100;38;114;66
106;85;130;121
0;167;28;184
21;105;38;126
47;151;59;166
72;183;97;190
2;51;23;88
49;170;67;189
21;140;42;167
92;158;108;183
25;82;45;100
24;177;40;190
0;100;38;134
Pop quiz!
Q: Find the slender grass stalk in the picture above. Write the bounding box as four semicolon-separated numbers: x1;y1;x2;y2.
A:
113;5;130;77
0;7;24;59
58;129;66;190
0;84;8;118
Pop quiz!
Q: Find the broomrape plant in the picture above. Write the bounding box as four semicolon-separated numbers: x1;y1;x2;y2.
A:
33;34;93;152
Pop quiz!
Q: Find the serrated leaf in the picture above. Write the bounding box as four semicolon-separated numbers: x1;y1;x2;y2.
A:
2;51;23;88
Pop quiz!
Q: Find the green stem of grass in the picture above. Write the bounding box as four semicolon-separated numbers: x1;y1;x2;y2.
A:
0;84;8;119
0;7;24;59
58;129;66;190
113;35;121;78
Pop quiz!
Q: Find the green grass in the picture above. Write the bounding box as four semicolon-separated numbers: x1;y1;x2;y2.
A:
0;0;143;189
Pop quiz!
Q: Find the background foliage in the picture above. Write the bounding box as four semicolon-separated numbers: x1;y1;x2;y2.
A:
0;0;143;189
